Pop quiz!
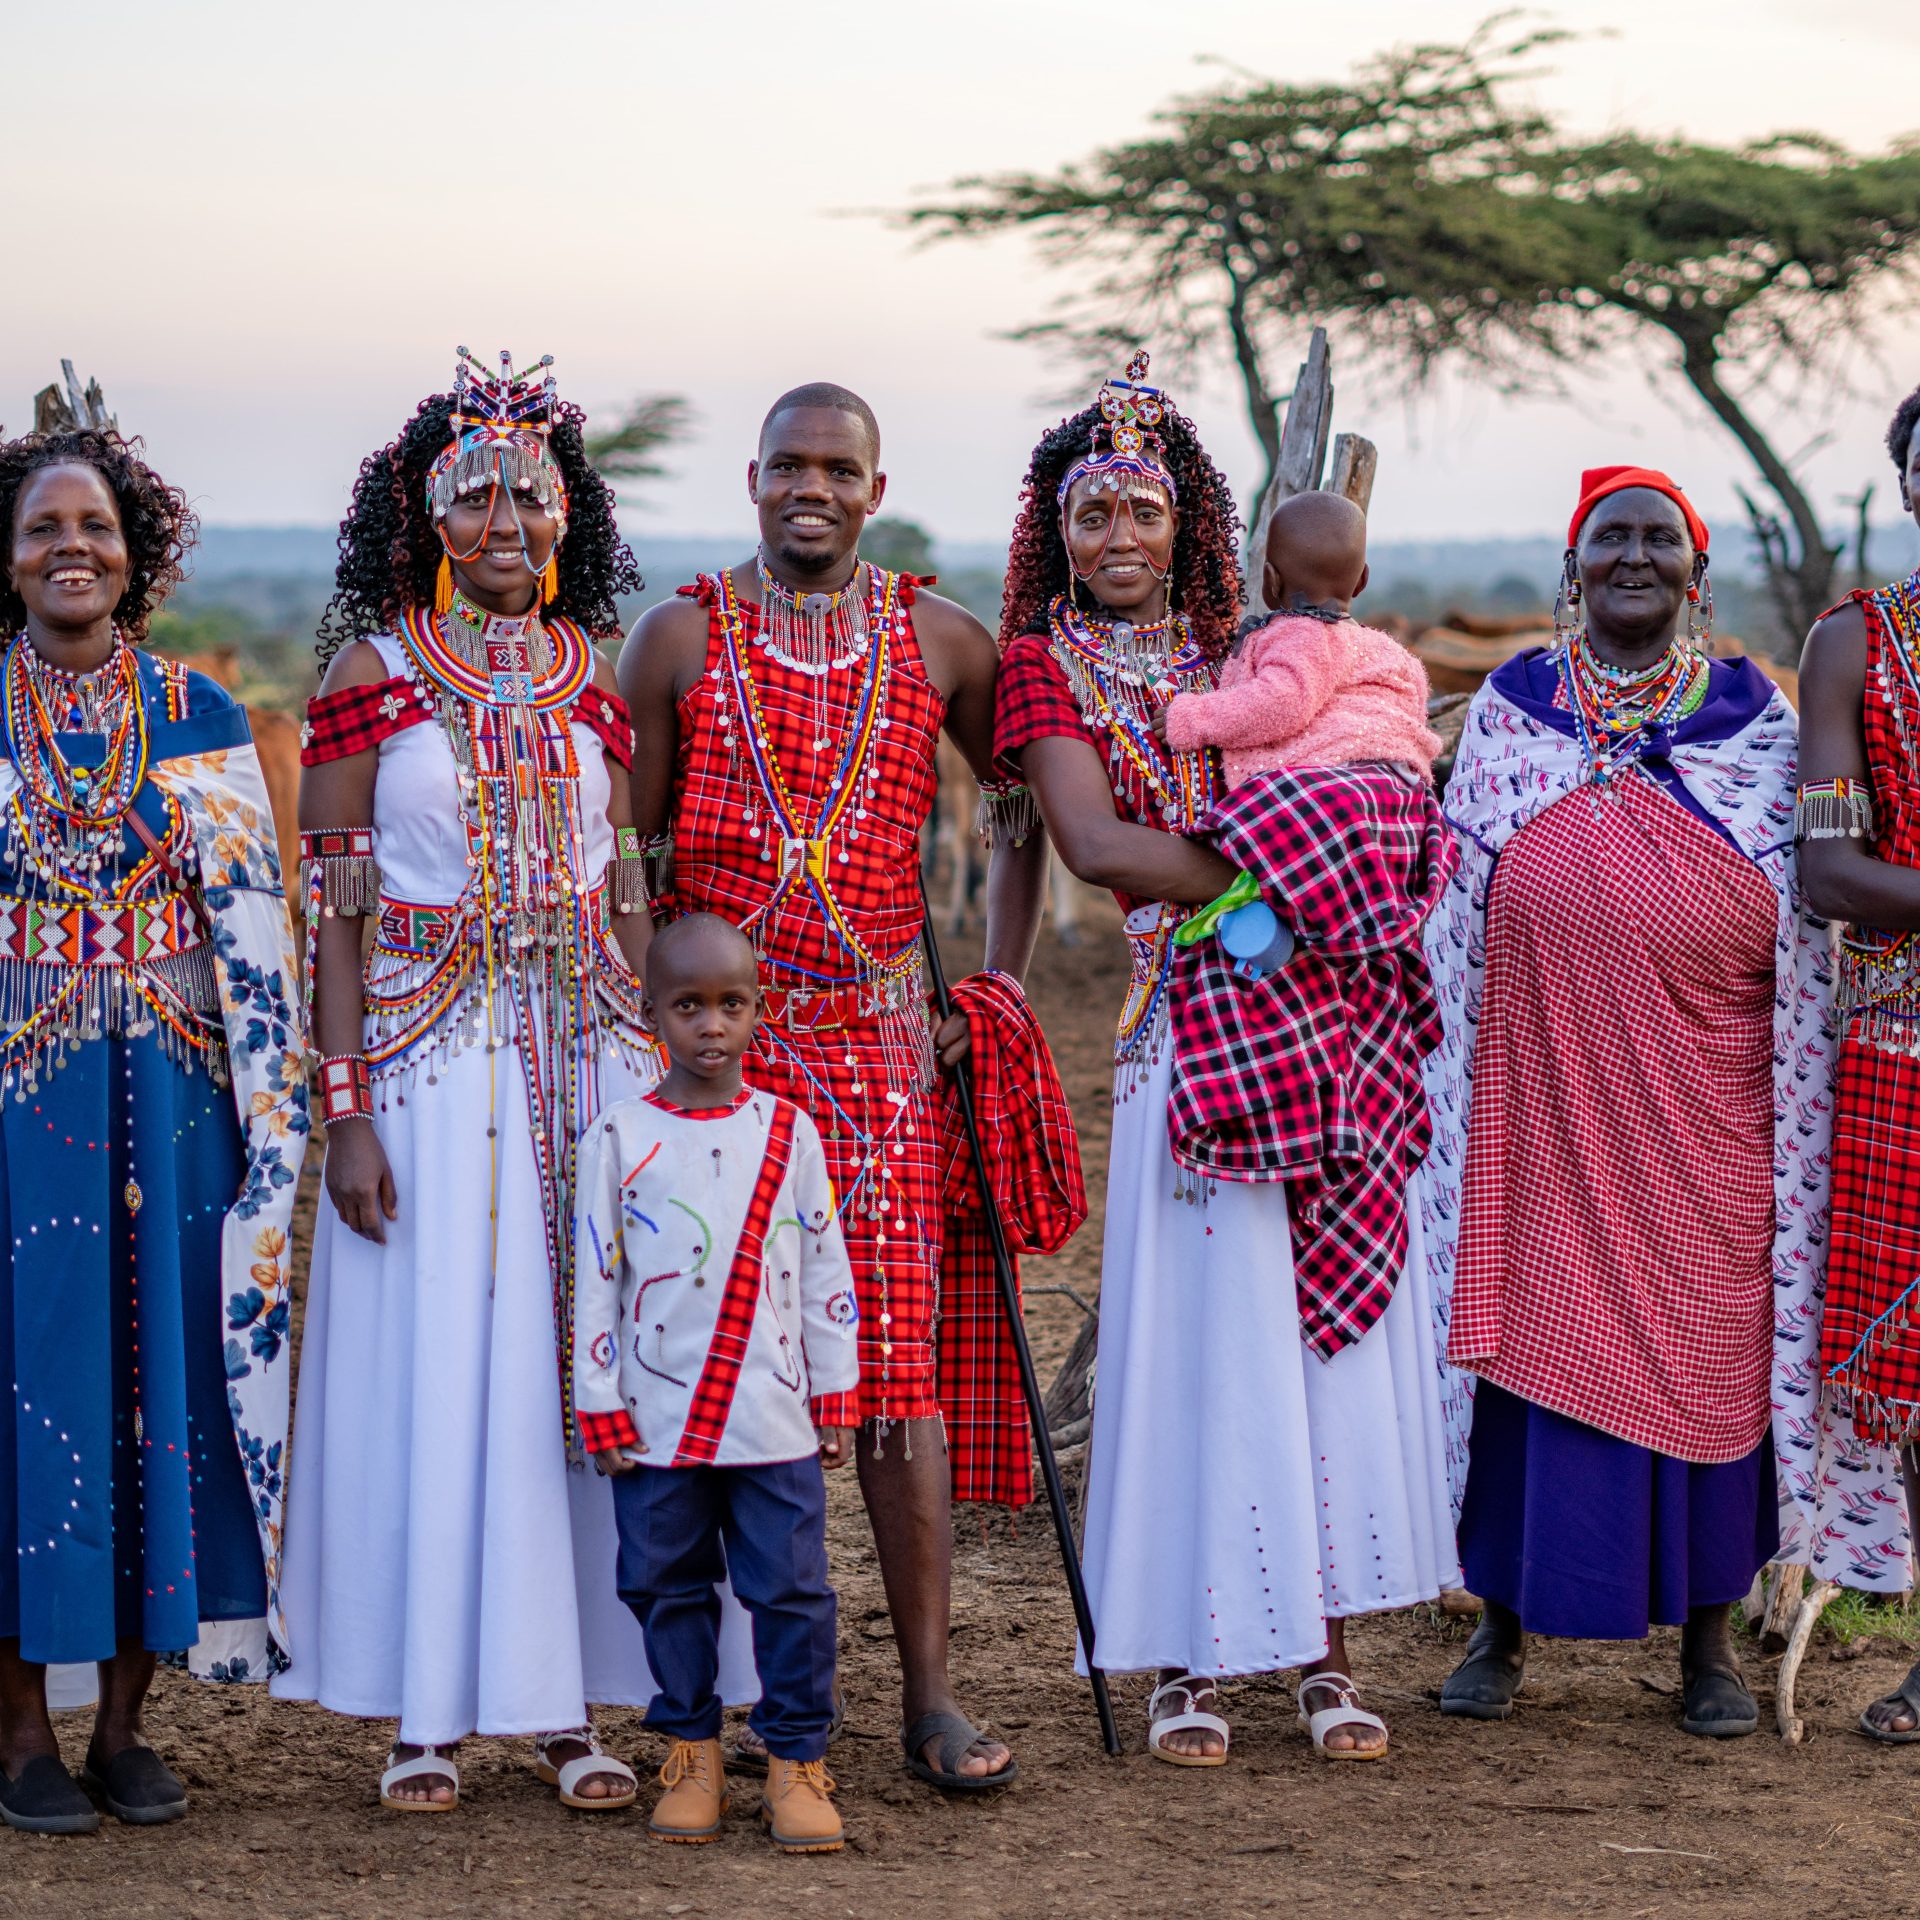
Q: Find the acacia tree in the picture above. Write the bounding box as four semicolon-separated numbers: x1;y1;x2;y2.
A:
903;17;1920;640
585;394;694;502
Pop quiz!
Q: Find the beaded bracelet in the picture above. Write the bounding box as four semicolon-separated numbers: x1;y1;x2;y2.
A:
1795;777;1874;843
610;825;650;916
975;778;1040;851
301;827;379;916
317;1052;374;1126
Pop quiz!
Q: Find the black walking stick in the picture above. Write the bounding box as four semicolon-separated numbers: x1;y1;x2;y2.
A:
918;876;1120;1756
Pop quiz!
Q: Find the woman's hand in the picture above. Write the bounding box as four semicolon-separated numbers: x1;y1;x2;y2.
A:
324;1118;399;1243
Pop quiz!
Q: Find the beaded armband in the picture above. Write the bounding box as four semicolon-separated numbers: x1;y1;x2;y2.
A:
635;829;673;904
1795;777;1874;843
975;778;1040;851
610;826;650;916
317;1052;374;1126
301;827;380;916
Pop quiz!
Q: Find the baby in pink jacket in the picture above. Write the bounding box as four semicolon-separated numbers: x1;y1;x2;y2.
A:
1163;491;1439;786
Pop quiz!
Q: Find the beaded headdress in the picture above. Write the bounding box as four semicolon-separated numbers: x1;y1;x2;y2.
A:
1057;351;1179;508
426;347;569;537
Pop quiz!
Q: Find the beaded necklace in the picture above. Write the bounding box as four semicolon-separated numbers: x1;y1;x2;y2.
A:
1560;629;1709;787
1045;594;1219;1066
752;552;872;675
1046;596;1217;831
1;633;151;896
712;565;902;982
390;593;604;1441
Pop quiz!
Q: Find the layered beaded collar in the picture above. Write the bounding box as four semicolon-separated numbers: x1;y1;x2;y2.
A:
1559;630;1709;787
396;591;593;713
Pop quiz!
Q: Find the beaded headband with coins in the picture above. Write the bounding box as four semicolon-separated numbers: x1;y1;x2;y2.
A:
1056;350;1180;511
425;348;570;608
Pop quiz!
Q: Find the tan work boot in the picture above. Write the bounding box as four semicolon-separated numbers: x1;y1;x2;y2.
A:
650;1738;726;1843
760;1756;843;1853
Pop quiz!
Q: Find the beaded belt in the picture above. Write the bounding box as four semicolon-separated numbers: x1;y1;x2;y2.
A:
374;883;613;956
0;891;203;967
375;897;461;954
761;959;926;1036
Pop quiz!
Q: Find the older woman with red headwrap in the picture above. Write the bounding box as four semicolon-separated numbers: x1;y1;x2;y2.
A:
1418;469;1905;1737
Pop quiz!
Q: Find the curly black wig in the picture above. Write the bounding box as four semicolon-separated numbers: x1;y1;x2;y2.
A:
316;392;640;661
1888;380;1920;483
0;428;195;645
999;400;1243;660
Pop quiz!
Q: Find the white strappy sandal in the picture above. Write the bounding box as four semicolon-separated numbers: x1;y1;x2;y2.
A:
1296;1671;1389;1761
1147;1675;1230;1767
380;1745;460;1812
534;1728;639;1811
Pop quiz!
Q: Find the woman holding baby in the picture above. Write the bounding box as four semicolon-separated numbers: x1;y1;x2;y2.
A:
991;355;1459;1767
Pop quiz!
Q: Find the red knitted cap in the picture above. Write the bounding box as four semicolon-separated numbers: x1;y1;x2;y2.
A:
1568;465;1710;552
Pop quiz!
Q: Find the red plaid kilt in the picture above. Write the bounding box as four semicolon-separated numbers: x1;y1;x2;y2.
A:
749;1014;944;1427
1821;1039;1920;1440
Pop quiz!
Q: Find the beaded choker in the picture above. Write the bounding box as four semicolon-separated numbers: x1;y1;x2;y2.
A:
752;553;872;675
1561;631;1708;786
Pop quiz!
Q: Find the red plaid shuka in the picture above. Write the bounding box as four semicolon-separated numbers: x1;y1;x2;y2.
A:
669;571;946;1426
302;659;631;768
299;675;432;763
937;971;1088;1505
672;1101;799;1465
1170;767;1458;1357
1821;574;1920;1439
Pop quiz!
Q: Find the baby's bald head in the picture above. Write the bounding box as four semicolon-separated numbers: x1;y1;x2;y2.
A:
1263;491;1369;610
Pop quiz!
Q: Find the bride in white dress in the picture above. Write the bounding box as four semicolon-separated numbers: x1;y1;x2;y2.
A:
274;353;752;1811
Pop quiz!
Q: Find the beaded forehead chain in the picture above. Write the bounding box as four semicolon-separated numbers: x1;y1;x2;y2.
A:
1057;350;1179;508
426;347;570;536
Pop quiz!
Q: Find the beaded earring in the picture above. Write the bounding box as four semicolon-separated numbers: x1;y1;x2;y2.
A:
1552;550;1582;648
434;555;455;615
1686;565;1714;650
541;552;560;605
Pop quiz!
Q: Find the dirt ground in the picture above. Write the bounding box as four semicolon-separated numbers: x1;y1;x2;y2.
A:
7;899;1919;1920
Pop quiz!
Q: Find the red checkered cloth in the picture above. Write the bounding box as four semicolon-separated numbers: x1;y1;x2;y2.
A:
1819;580;1920;1439
300;676;432;764
1169;767;1458;1358
936;970;1088;1505
573;682;633;769
673;1101;799;1465
579;1407;642;1456
670;570;948;1425
1451;767;1780;1461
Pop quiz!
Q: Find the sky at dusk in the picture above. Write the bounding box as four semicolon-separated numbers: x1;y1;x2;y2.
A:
5;0;1920;550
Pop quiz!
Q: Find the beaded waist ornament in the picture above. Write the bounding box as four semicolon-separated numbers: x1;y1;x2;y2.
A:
0;635;221;1096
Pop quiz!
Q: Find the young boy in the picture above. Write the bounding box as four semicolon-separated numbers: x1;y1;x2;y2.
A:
573;912;858;1853
1161;489;1440;784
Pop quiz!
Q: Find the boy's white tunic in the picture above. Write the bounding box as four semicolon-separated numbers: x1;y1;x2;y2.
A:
275;634;756;1742
573;1089;859;1463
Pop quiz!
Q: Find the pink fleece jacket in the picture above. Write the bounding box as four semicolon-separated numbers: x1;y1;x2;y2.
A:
1164;611;1441;788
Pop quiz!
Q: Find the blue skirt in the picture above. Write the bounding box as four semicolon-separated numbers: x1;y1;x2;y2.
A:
1457;1381;1778;1641
0;1035;266;1664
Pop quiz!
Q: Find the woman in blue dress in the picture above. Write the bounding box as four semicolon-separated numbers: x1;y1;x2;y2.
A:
0;428;307;1834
